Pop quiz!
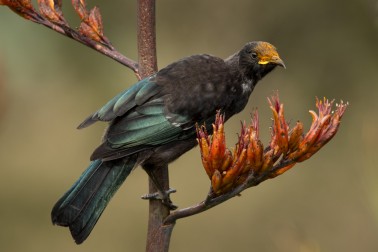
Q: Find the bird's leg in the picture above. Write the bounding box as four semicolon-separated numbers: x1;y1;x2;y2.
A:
141;165;178;210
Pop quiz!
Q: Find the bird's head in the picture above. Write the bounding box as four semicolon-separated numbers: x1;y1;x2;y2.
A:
239;41;285;81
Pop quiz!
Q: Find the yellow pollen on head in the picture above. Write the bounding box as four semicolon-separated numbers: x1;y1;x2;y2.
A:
255;42;280;65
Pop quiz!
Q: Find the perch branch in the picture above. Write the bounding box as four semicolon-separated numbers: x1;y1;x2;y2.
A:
134;1;174;252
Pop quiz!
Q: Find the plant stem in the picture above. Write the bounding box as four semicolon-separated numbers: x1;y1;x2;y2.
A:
145;165;174;252
136;1;174;251
137;0;157;78
164;159;294;225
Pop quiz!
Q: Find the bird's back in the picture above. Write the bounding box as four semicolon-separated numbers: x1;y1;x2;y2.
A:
84;54;244;161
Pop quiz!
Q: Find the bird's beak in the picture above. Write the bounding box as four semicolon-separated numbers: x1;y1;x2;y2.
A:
272;57;286;69
258;56;286;69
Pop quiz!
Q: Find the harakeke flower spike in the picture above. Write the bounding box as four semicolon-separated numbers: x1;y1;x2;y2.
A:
197;92;348;195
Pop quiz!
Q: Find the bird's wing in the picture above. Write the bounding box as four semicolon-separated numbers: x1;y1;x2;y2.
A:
89;95;188;160
79;55;235;161
77;76;161;129
77;75;192;161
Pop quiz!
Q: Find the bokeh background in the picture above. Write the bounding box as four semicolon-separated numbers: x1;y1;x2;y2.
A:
1;0;378;251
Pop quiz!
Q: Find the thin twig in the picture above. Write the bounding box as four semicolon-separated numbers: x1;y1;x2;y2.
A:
3;2;139;77
34;18;139;75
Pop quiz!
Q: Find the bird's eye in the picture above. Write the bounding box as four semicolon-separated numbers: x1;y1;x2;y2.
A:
251;52;258;59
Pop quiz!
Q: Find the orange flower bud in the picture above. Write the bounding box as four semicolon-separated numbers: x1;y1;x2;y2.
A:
246;138;264;173
260;149;274;174
211;170;223;194
288;121;303;151
198;137;212;178
219;149;232;172
196;125;214;178
222;149;247;186
210;122;225;171
269;97;289;155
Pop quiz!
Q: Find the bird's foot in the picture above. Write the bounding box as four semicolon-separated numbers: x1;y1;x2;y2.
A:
141;188;178;210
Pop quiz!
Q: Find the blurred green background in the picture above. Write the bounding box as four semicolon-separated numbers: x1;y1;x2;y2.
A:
1;0;378;251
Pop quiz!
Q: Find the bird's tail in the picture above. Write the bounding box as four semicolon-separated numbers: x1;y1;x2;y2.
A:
51;156;137;244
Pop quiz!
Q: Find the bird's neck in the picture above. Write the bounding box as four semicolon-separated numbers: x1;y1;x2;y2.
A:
224;52;239;73
225;52;255;81
223;53;256;118
225;53;257;92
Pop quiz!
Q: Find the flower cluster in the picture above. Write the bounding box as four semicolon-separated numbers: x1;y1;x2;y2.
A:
197;93;348;195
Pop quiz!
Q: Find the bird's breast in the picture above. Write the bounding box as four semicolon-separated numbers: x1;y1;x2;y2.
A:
241;79;253;94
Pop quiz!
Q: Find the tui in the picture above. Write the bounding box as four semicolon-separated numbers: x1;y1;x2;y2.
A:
51;41;285;244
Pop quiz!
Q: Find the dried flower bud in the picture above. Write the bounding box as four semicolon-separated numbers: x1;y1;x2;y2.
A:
1;0;36;20
72;0;88;20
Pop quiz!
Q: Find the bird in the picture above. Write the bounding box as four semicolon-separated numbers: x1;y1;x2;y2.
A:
51;41;285;244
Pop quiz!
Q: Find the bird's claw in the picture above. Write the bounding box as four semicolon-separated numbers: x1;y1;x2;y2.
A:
141;188;178;210
141;188;176;200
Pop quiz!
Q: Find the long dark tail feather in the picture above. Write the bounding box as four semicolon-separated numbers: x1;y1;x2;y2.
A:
51;156;137;244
